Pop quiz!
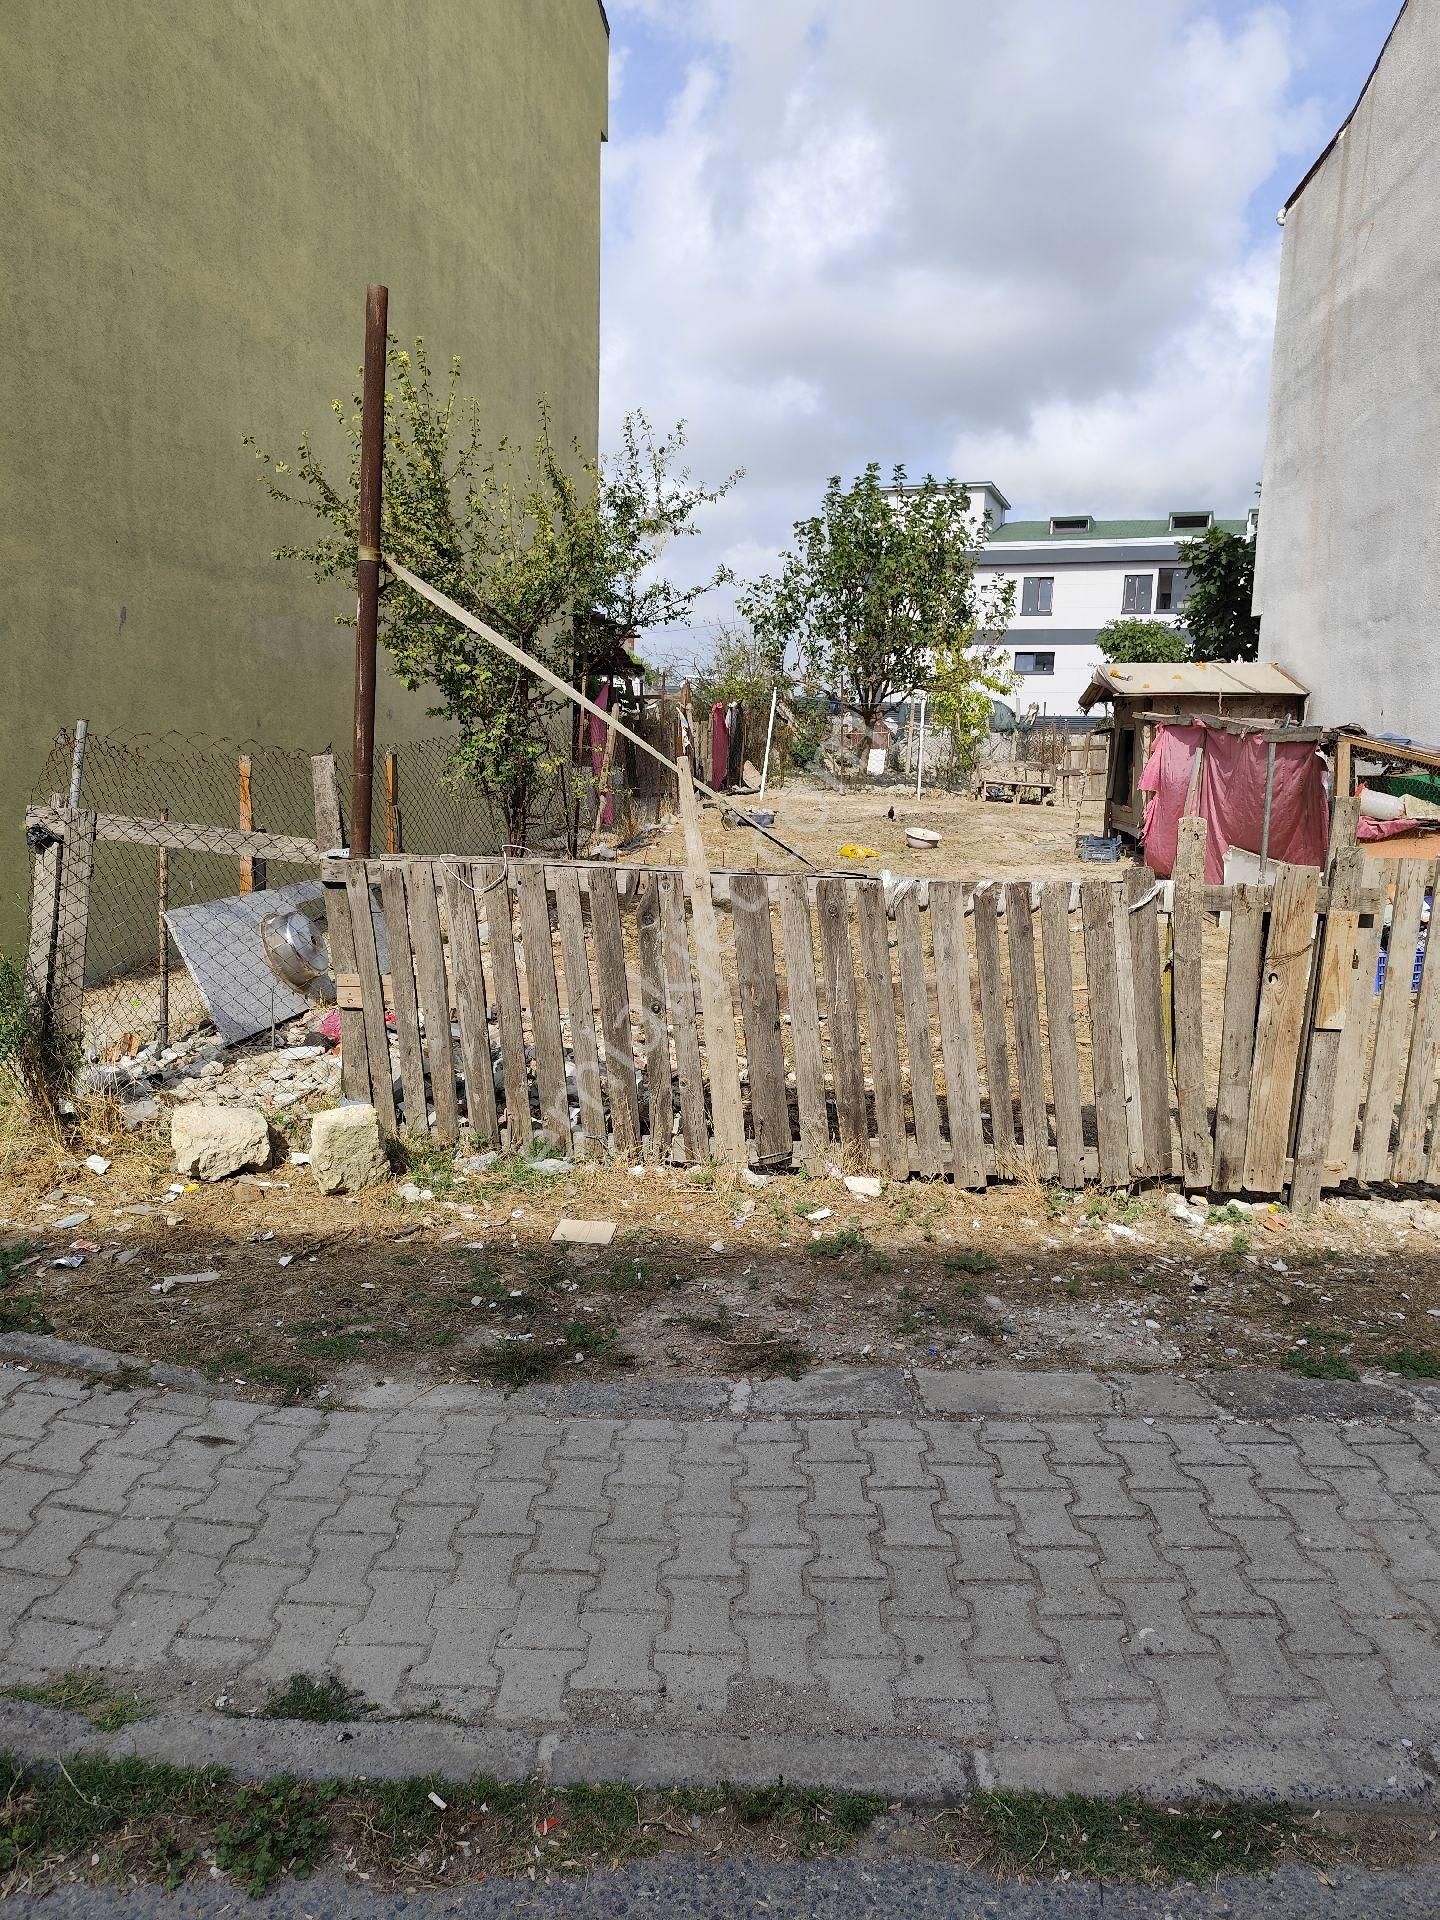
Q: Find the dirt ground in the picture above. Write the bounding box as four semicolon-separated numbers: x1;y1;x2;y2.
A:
623;772;1105;882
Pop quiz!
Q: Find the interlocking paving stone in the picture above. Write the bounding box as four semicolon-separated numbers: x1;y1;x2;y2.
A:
2;1361;1437;1799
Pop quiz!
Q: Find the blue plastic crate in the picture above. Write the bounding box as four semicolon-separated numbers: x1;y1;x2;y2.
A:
1078;835;1122;863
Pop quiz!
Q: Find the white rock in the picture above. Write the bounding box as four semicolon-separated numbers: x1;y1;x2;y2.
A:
844;1175;884;1199
171;1105;271;1182
121;1097;161;1132
309;1105;389;1194
84;1154;111;1177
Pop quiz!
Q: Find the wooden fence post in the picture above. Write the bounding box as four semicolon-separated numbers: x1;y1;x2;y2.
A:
49;808;96;1038
1171;816;1211;1190
385;751;401;855
238;753;266;892
1290;794;1362;1210
25;809;65;1004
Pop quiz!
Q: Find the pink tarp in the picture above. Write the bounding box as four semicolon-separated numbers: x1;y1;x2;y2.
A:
586;681;614;828
1140;722;1329;883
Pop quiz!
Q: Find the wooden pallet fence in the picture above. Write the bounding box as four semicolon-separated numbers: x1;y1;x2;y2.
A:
321;852;1440;1205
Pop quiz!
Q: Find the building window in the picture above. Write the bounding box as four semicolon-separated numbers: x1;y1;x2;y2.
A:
1020;575;1054;615
1048;515;1092;534
1156;566;1189;612
1122;573;1153;614
1168;510;1213;532
1014;650;1055;675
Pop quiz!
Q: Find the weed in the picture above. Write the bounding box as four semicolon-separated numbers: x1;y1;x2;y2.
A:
562;1782;653;1860
1384;1346;1440;1379
476;1341;567;1389
260;1674;371;1724
203;1347;315;1404
808;1225;869;1258
863;1250;894;1275
1231;1229;1251;1256
212;1776;338;1893
974;1790;1305;1884
1282;1327;1359;1381
0;950;79;1123
1089;1262;1128;1285
944;1250;997;1276
5;1670;148;1732
563;1317;620;1359
601;1257;657;1295
733;1785;884;1852
1208;1202;1250;1227
393;1141;458;1197
1043;1187;1076;1220
0;1242;50;1337
668;1308;733;1335
724;1335;812;1379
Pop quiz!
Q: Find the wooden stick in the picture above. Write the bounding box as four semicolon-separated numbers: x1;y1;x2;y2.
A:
385;751;401;856
677;759;747;1162
238;753;255;894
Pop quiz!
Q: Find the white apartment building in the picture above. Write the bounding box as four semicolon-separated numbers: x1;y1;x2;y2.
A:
965;484;1251;718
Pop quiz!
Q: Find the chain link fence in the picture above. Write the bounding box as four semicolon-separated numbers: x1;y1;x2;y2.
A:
26;725;585;1058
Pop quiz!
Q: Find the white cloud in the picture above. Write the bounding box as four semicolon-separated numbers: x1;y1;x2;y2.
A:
602;0;1328;650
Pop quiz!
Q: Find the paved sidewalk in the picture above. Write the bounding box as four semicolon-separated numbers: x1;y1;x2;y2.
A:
1;1360;1438;1801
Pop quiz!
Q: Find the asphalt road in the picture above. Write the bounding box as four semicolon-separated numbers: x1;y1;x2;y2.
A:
8;1861;1440;1919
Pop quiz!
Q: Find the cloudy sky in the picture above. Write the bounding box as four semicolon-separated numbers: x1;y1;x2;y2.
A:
600;0;1399;659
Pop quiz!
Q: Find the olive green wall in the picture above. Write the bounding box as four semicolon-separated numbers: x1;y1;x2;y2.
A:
0;0;608;953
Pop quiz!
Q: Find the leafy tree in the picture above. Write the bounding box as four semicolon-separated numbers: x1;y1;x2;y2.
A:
927;636;1017;786
1177;525;1260;661
1096;617;1189;664
249;346;733;844
741;465;1014;736
693;622;790;710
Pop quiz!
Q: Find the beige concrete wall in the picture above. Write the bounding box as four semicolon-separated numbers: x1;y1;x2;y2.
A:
1;0;608;952
1253;1;1440;731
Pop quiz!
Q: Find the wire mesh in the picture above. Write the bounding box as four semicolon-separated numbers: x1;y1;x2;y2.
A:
24;725;581;1058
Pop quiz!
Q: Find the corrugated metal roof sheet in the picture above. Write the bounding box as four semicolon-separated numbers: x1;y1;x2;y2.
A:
1078;660;1309;711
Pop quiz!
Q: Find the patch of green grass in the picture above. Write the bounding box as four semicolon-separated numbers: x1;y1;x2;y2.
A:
1208;1202;1250;1226
668;1307;733;1335
1043;1187;1077;1220
1383;1346;1440;1379
0;1752;227;1887
0;1241;51;1336
202;1347;317;1404
808;1225;869;1259
1089;1261;1128;1285
476;1341;568;1389
5;1670;148;1732
1282;1327;1359;1381
212;1776;338;1894
863;1250;894;1275
563;1317;620;1359
260;1674;371;1724
944;1250;997;1276
563;1782;653;1860
732;1785;885;1851
392;1141;459;1197
974;1790;1305;1884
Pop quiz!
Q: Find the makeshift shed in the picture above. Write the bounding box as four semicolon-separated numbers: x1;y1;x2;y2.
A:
1078;660;1310;839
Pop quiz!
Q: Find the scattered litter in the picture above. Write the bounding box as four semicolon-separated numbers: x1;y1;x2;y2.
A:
708;1240;726;1255
52;1254;85;1270
428;1791;448;1811
805;1208;832;1222
1107;1223;1139;1239
152;1271;219;1295
551;1218;617;1247
838;844;879;860
278;1254;295;1267
529;1159;571;1177
84;1155;111;1177
398;1183;432;1204
742;1169;771;1188
54;1212;90;1231
844;1175;884;1199
289;1152;310;1167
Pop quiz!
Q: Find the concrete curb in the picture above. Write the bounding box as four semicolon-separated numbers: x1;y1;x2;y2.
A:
0;1697;1432;1807
2;1333;1436;1424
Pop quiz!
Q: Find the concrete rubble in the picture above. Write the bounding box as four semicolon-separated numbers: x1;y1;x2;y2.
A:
309;1103;389;1194
171;1103;272;1182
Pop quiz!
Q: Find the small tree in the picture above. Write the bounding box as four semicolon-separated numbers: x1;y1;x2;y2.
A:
693;622;790;710
1178;526;1260;661
741;465;1013;737
1096;617;1190;664
927;637;1016;786
250;347;733;845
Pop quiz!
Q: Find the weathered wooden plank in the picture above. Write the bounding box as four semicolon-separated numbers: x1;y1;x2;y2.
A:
1111;876;1147;1173
1211;884;1265;1191
440;862;500;1148
477;862;532;1149
1360;859;1429;1182
311;752;345;852
1171;816;1211;1190
893;886;944;1179
405;862;460;1146
1325;892;1387;1178
730;870;792;1167
1039;881;1086;1190
972;884;1015;1165
930;880;987;1188
676;760;746;1163
589;868;642;1161
380;865;430;1136
658;870;709;1163
553;865;606;1155
817;876;870;1166
1244;863;1319;1193
1125;867;1172;1178
1391;860;1440;1183
1080;880;1132;1186
517;862;573;1154
1290;797;1363;1210
31;807;321;865
854;880;909;1181
26;829;63;1003
636;881;674;1161
322;879;370;1105
342;865;396;1138
776;876;830;1176
1004;883;1048;1165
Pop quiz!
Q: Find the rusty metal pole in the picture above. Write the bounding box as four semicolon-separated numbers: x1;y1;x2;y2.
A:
351;283;389;858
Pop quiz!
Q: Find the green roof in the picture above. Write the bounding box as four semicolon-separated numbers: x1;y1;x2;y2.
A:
987;517;1247;543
